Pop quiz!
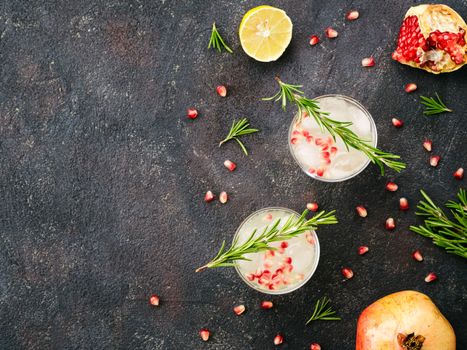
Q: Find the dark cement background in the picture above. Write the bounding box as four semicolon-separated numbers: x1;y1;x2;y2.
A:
0;0;466;349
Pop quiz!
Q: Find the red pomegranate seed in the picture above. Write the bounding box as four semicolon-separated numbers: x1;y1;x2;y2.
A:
223;159;237;172
309;35;320;46
424;272;437;283
358;246;369;255
306;202;319;212
454;168;464;180
187;108;198;119
430;155;440;167
346;10;359;20
392;118;403;128
149;294;160;306
356;205;368;218
261;301;274;309
204;191;215;202
199;329;210;341
385;217;395;230
291;137;299;145
280;241;289;249
315;137;324;145
330;146;338;155
412;250;423;262
399;197;409;211
246;273;255;281
305;232;315;245
341;267;354;279
423;139;432;152
325;27;338;38
265;214;273;221
233;304;246;315
283;257;292;264
386;181;398;192
219;191;228;204
216;85;227;97
310;343;322;350
361;57;375;67
274;334;284;345
316;167;325;177
404;83;417;93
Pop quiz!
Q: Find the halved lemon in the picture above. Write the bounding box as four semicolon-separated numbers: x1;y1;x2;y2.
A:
239;6;293;62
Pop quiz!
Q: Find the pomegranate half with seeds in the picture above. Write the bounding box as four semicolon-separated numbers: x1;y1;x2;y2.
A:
392;4;467;73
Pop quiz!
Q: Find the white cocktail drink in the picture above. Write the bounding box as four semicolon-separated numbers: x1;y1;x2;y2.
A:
288;95;377;182
234;208;319;294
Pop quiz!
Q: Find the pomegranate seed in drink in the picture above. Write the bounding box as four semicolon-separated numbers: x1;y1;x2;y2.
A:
310;343;322;350
358;246;369;255
423;139;432;152
412;250;423;262
199;329;210;341
274;334;284;345
309;35;320;46
187;108;198;119
342;267;354;279
305;232;315;245
233;304;246;315
325;27;338;38
399;197;409;211
204;191;215;202
404;83;417;93
346;10;359;20
246;273;255;281
454;168;464;180
291;137;299;145
392;118;403;128
223;160;236;172
385;218;395;230
216;85;227;97
424;272;437;283
361;57;375;67
386;182;398;192
149;294;160;306
430;155;440;167
316;167;325;177
280;241;289;249
356;205;368;218
261;301;274;309
306;202;319;212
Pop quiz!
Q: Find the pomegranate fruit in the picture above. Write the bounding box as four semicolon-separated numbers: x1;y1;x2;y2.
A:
356;290;455;350
392;4;467;73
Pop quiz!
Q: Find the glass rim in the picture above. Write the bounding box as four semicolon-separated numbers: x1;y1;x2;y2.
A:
288;94;378;183
233;207;320;295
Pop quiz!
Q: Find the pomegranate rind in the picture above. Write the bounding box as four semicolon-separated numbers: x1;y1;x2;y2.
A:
356;290;456;350
393;4;467;74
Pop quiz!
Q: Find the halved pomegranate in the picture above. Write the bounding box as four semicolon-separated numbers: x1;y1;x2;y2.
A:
392;4;467;73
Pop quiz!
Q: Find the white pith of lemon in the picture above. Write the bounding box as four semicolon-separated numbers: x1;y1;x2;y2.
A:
239;6;293;62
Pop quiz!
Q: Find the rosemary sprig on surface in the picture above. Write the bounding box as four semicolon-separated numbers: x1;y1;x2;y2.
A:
305;296;341;325
208;22;233;53
196;209;337;272
410;189;467;259
420;93;452;115
219;118;259;155
263;78;405;175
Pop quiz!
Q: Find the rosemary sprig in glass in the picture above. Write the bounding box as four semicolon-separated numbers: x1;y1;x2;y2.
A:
420;93;452;115
208;22;233;53
196;209;337;272
263;78;406;175
410;189;466;259
305;296;341;325
219;118;259;155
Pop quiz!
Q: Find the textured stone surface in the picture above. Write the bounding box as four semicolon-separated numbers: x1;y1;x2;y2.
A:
0;0;466;349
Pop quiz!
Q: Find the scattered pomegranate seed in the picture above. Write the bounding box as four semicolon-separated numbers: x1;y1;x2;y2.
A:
342;267;354;279
392;118;403;128
149;294;160;306
399;197;409;211
424;272;437;283
423;139;432;152
204;191;215;202
274;334;284;345
358;246;369;255
233;304;246;315
325;27;338;38
430;155;440;167
187;108;198;119
216;85;227;97
346;10;359;20
412;250;423;262
310;343;322;350
223;160;236;172
261;301;274;309
385;217;395;230
219;191;228;204
386;181;399;192
361;57;375;67
199;329;210;341
454;168;464;180
404;83;417;93
356;205;368;218
306;202;319;212
309;35;320;46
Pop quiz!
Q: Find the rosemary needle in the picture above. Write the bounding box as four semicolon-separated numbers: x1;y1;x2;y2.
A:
219;118;259;155
208;22;233;53
420;93;452;115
